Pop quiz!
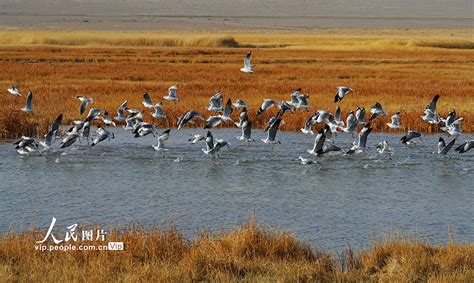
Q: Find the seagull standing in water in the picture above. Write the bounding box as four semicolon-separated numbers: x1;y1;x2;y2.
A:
455;140;473;154
177;110;205;130
334;86;352;103
386;112;401;129
298;156;317;165
142;92;155;108
21;91;34;113
76;96;94;115
163;84;179;102
91;126;115;146
240;51;254;73
261;118;282;149
114;100;128;121
153;129;171;152
7;86;21;96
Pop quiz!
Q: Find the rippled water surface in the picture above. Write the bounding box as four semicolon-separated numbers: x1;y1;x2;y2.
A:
0;129;473;250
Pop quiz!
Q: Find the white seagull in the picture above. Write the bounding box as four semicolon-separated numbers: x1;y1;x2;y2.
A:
307;128;326;156
455;140;473;154
401;130;421;146
142;92;154;108
204;98;233;129
334;86;352;103
201;131;231;158
386;112;401;129
233;99;247;109
438;137;456;155
207;90;223;112
261;118;282;149
177;110;205;130
151;102;166;119
235;108;254;144
76;96;94;115
153;129;171;151
21;91;34;113
163;84;179;102
101;111;116;127
114;100;128;121
7;86;22;96
369;102;387;121
91;126;114;146
240;51;254;73
257;99;279;115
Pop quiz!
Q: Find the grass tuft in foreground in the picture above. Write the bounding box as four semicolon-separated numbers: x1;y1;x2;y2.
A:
0;219;472;281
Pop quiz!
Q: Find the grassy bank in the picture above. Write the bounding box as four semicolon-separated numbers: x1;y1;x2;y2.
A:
0;219;472;281
0;29;473;138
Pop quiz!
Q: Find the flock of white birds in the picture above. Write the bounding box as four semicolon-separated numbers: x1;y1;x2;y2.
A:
6;51;473;162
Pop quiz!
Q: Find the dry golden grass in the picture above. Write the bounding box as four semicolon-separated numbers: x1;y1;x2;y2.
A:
0;219;472;281
0;29;472;138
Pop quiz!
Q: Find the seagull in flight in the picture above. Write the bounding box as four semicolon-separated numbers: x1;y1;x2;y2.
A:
153;129;171;152
287;88;301;107
235;108;254;144
257;99;279;115
39;114;63;149
240;51;254;73
261;118;282;149
60;132;79;149
455;140;473;154
163;84;179;102
369;102;388;121
207;90;223;112
151;102;166;119
177;110;205;130
91;126;115;146
425;94;440;114
114;100;128;121
204;98;233;129
21;91;34;113
334;86;352;103
233;99;247;109
438;137;456;155
101;111;116;127
14;136;38;154
296;93;310;109
7;86;21;96
401;130;421;146
133;123;155;138
201;131;231;158
420;109;440;124
386;112;401;129
76;96;94;115
307;128;326;156
142;92;155;108
355;107;367;125
375;140;393;154
345;124;372;155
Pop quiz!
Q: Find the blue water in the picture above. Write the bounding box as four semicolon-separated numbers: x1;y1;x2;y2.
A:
0;128;472;250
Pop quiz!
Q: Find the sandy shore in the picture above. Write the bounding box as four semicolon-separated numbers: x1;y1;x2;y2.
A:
1;0;472;30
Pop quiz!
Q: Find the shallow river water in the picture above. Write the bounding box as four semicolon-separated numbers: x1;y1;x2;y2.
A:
0;128;472;250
